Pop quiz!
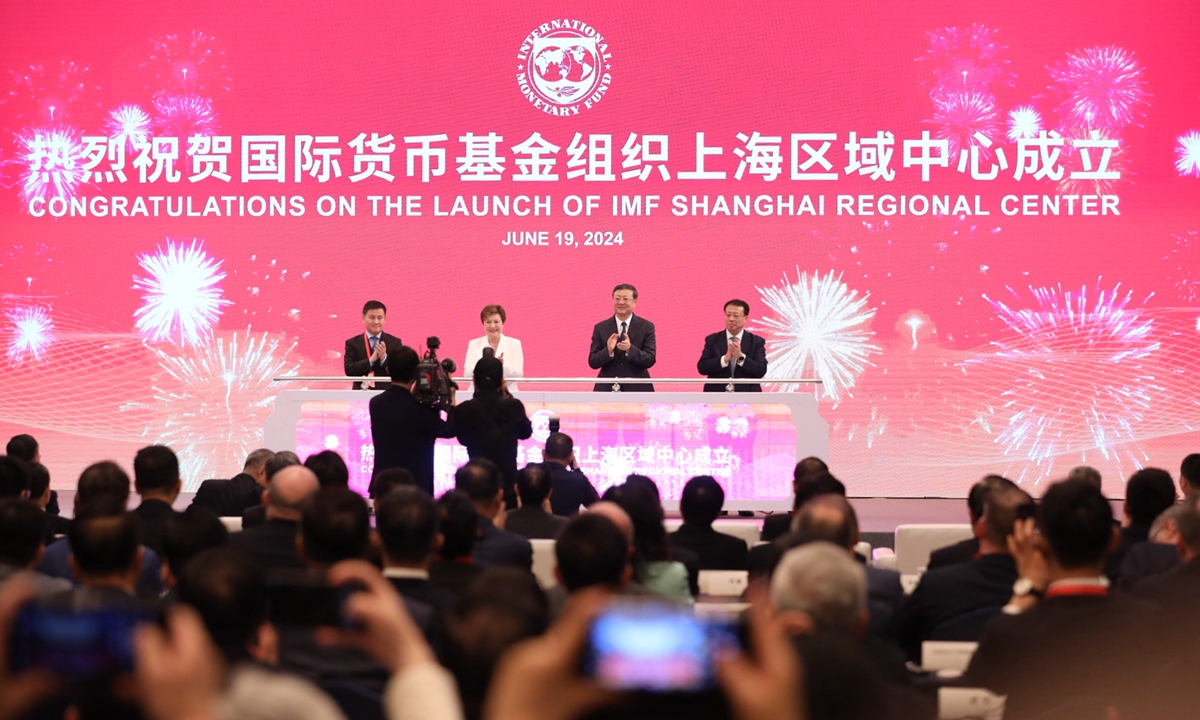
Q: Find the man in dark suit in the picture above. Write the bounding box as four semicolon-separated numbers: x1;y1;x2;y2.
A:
544;432;598;517
229;464;319;571
670;475;748;570
131;444;182;557
895;483;1031;661
377;487;460;611
588;283;656;392
1105;467;1176;581
369;346;456;496
760;459;840;542
504;464;569;540
696;299;768;392
429;491;487;596
455;460;532;570
189;448;273;517
343;299;402;390
240;451;300;530
925;475;1017;570
452;355;532;506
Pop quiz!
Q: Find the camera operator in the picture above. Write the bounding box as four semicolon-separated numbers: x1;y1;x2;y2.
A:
369;346;456;497
452;355;532;509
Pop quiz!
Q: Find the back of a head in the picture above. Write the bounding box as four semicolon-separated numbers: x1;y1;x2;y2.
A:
1181;454;1200;489
792;494;858;550
472;355;504;394
437;491;479;559
6;435;38;463
266;464;320;516
771;541;867;637
1126;468;1177;527
793;456;829;483
624;474;662;506
0;498;49;567
968;474;1017;522
177;547;268;663
69;498;142;578
602;481;668;563
300;486;371;564
1175;493;1200;558
456;458;502;504
264;451;301;481
982;484;1035;548
243;448;274;473
370;467;415;499
388;345;420;384
133;444;180;495
27;463;50;502
1037;479;1114;570
162;506;229;579
1067;465;1103;491
0;456;31;498
680;475;725;528
76;461;131;507
516;464;553;507
544;432;573;462
793;472;847;511
376;487;439;564
304;450;349;488
556;513;629;592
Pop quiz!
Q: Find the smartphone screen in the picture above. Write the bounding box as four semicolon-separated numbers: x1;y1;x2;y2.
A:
9;604;157;679
582;602;741;692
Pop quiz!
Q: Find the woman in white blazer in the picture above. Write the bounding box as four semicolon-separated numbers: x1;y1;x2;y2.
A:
464;304;524;391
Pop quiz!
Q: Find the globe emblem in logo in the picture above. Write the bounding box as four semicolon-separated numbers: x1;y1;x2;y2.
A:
532;42;598;103
517;21;611;112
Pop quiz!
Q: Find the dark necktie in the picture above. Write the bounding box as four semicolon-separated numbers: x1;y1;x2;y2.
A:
369;336;379;353
620;321;627;338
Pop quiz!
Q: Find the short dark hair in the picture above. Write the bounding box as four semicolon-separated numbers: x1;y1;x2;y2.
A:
376;487;439;564
76;461;130;507
27;462;50;501
300;486;371;564
304;450;349;488
1176;493;1200;556
134;445;180;494
0;456;31;498
555;513;629;592
544;432;573;461
162;506;229;579
792;495;858;550
793;457;829;484
362;300;387;315
1037;479;1114;569
516;464;553;506
176;547;268;663
388;345;420;384
472;355;505;394
480;304;506;324
1125;468;1176;527
624;475;661;504
69;501;142;577
264;451;301;481
0;498;48;566
680;475;725;527
612;283;638;299
968;475;1017;522
602;481;669;566
6;434;38;462
982;485;1034;547
724;299;750;316
456;459;502;503
1182;454;1200;486
793;472;846;511
436;491;478;559
370;467;416;499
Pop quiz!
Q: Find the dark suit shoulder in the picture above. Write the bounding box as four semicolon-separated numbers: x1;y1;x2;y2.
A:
761;513;792;541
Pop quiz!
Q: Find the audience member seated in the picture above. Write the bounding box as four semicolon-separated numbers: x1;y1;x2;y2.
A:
7;433;60;514
603;480;693;603
0;498;72;594
304;449;350;488
66;498;146;607
229;464;318;570
620;475;702;592
133;444;183;556
896;482;1032;660
1132;492;1200;624
964;479;1163;719
0;454;30;499
37;461;164;597
1117;502;1185;585
543;432;598;517
553;513;633;593
27;462;70;539
1066;464;1103;490
369;466;415;506
749;473;846;579
189;448;274;517
669;475;749;570
1180;453;1199;495
503;464;569;540
455;459;533;570
160;506;229;591
242;450;302;529
1105;467;1176;581
376;486;459;611
926;474;1016;570
761;456;831;541
429;491;487;596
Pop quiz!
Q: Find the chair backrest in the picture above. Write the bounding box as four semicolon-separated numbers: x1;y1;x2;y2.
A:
921;641;979;672
219;516;243;533
529;538;557;589
663;518;762;548
894;524;974;575
697;570;748;597
937;687;1005;720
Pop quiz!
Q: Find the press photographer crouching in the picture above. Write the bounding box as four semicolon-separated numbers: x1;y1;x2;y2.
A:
369;345;456;497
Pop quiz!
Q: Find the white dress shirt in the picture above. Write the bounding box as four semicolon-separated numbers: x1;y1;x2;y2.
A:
464;334;524;391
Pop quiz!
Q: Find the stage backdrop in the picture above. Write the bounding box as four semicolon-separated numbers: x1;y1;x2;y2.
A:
2;0;1198;497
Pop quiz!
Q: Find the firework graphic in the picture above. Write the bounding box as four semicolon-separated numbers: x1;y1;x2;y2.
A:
1176;131;1200;178
969;283;1161;473
921;24;1012;93
16;126;85;207
140;330;300;485
151;92;218;138
754;269;881;403
1048;46;1148;134
4;306;55;365
1007;105;1042;141
931;90;999;157
1056;129;1128;196
133;239;231;346
145;31;231;94
6;61;99;124
1166;231;1200;303
104;104;151;150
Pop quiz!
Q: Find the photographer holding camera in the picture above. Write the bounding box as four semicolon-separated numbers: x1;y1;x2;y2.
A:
453;353;532;509
369;345;456;497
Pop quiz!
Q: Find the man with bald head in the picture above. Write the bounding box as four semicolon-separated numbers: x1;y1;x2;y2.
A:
229;465;319;571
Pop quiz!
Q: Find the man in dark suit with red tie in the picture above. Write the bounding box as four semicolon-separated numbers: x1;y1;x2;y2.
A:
344;300;401;390
588;284;656;392
697;299;768;392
